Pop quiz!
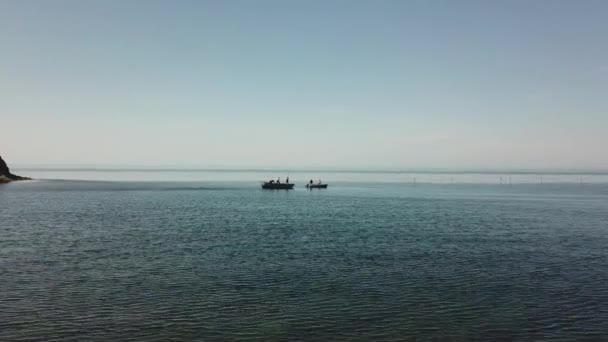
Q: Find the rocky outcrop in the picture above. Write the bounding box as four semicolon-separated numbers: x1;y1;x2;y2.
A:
0;155;31;183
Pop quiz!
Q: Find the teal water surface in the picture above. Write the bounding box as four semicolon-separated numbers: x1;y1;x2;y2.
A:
1;172;608;341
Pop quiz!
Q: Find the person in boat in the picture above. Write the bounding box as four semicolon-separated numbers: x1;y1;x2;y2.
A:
277;177;280;184
286;177;289;183
269;179;275;184
309;179;313;185
318;179;322;185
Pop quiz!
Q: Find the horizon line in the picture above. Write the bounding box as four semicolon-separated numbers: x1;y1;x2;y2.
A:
11;165;608;176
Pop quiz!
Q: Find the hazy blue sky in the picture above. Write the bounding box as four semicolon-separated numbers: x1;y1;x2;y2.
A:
1;0;607;169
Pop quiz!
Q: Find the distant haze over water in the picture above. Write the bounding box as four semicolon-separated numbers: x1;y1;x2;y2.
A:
12;168;608;184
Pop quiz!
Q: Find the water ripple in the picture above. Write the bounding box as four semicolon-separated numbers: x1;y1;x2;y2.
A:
1;181;608;340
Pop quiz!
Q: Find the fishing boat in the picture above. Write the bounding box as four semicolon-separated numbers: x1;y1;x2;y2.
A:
262;181;294;189
305;180;328;189
306;183;328;189
261;177;294;190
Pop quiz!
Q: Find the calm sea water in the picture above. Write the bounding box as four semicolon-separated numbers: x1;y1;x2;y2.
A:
1;170;608;341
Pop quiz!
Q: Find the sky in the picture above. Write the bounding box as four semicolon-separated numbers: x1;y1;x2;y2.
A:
1;0;607;170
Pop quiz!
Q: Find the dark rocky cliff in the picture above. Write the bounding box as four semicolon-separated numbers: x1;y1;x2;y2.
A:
0;155;30;182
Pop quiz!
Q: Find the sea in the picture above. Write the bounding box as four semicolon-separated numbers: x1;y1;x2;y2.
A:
1;169;608;341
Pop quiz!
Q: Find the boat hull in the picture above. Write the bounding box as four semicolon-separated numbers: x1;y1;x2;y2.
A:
306;184;328;189
261;182;294;190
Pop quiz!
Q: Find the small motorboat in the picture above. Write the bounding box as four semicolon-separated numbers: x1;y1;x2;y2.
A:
306;180;328;189
262;181;294;189
261;177;294;189
306;183;328;189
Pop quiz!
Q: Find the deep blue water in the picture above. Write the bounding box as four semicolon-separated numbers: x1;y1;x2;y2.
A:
1;174;608;341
